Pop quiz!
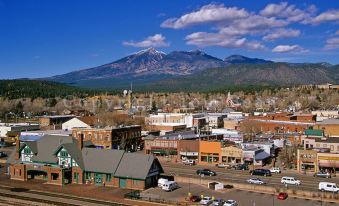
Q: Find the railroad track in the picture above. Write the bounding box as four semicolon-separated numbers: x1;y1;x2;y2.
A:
0;185;133;206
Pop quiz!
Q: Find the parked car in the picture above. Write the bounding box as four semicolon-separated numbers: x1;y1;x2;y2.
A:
196;169;216;176
319;182;339;193
161;181;179;192
249;169;271;176
281;176;301;185
247;178;265;185
314;172;331;178
199;196;212;205
157;178;168;187
185;195;201;202
215;163;232;169
270;167;281;174
183;159;196;166
277;192;288;200
234;164;249;170
211;199;224;206
223;200;237;206
0;151;7;158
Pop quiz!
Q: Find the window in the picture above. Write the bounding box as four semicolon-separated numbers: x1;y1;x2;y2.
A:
337;146;339;152
23;147;31;154
60;151;68;157
85;172;91;180
330;145;334;151
133;180;139;185
106;174;112;182
323;144;327;148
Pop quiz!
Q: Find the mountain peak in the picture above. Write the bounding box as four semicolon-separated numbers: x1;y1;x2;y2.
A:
224;55;273;64
134;47;166;56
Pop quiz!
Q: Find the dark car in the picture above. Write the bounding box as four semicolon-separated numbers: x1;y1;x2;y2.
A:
313;171;331;178
249;169;271;176
234;164;249;170
185;195;201;202
196;169;216;176
277;192;288;200
0;152;7;158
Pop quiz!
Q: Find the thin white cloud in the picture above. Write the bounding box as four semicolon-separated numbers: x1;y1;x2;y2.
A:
185;32;264;50
312;10;339;24
260;2;315;23
336;30;339;35
123;34;169;48
161;4;249;29
263;28;300;41
324;38;339;50
272;44;308;53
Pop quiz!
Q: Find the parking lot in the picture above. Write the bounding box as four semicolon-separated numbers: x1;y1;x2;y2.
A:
141;182;338;206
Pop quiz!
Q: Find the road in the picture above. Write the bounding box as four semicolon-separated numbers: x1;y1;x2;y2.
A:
142;182;338;206
162;162;339;192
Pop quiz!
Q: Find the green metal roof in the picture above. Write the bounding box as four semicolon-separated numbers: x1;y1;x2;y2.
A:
305;129;323;136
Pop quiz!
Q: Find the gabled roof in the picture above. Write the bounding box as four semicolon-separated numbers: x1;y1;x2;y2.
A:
114;153;164;179
31;135;73;164
82;148;124;174
54;142;85;169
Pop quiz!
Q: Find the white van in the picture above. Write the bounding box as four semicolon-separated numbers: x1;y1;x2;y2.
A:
157;178;168;187
281;176;301;185
162;181;178;192
319;182;339;193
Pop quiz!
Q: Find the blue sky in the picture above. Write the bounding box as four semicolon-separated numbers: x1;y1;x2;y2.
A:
1;0;339;78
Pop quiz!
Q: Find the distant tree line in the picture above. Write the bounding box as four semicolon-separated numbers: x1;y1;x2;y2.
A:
0;80;116;99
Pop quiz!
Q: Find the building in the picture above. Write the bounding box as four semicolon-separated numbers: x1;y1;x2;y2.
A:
8;135;163;189
206;113;227;129
211;128;242;143
177;139;199;161
0;123;40;139
62;118;91;131
145;123;187;135
297;149;339;173
314;119;339;137
302;136;339;153
39;115;76;129
223;119;240;130
72;125;142;151
199;141;222;164
145;113;204;128
221;146;243;164
311;110;339;122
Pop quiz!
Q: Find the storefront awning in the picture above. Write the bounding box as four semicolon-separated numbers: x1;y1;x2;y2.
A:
179;152;198;156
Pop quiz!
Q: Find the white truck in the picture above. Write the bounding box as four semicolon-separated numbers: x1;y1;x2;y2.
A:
319;182;339;193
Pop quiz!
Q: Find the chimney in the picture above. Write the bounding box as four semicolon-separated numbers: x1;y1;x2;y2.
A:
15;136;20;160
78;133;84;150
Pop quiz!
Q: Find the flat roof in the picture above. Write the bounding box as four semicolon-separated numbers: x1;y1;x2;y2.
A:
317;119;339;125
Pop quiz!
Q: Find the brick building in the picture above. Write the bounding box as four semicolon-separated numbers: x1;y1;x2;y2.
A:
72;125;141;151
9;135;163;189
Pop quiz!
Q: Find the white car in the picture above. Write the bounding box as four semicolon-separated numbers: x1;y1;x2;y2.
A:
247;178;265;185
319;182;339;193
211;199;224;206
223;200;237;206
281;176;301;185
183;159;196;166
270;167;281;174
200;196;212;205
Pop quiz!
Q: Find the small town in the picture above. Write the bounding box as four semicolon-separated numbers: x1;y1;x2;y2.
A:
1;0;339;205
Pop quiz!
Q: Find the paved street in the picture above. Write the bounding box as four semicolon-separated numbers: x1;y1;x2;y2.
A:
142;182;338;206
162;162;339;192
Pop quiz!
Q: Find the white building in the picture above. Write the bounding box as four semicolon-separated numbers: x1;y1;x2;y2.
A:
0;123;40;137
61;117;91;131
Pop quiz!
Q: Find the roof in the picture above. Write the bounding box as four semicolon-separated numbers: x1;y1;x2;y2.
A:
305;129;323;136
114;153;163;179
78;116;98;126
32;135;74;164
59;142;84;169
82;148;124;173
317;119;339;125
255;151;271;160
315;137;339;143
